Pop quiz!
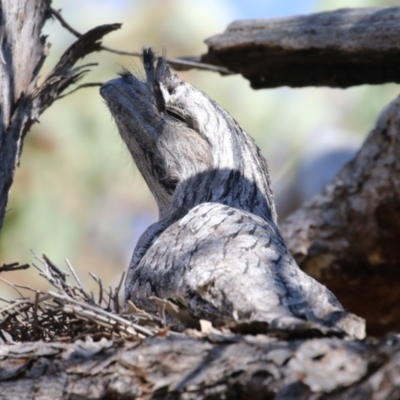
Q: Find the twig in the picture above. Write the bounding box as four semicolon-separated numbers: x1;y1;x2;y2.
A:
89;273;104;306
42;254;68;281
50;8;233;75
49;291;155;337
0;262;30;273
13;283;43;293
51;8;81;37
114;272;125;314
65;259;92;301
32;292;40;340
0;277;26;298
30;250;46;272
0;253;162;342
57;82;102;99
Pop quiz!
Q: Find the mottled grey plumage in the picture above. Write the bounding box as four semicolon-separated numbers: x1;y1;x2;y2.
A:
100;49;365;339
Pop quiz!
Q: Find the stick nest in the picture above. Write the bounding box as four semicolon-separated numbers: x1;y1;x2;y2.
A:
0;254;164;344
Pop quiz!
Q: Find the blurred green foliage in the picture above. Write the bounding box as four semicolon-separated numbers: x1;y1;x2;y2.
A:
0;0;398;296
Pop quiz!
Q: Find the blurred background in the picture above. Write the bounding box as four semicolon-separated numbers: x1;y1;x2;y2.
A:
0;0;399;296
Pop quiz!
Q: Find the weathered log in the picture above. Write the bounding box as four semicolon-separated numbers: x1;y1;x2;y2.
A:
0;333;399;399
0;0;120;232
202;7;400;88
281;94;400;337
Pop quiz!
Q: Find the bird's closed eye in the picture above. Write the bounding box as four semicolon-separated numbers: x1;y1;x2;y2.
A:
165;107;186;123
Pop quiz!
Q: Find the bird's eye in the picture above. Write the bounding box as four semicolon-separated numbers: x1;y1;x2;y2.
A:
165;108;186;123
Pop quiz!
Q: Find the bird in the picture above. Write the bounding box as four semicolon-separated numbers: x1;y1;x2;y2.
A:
100;48;365;339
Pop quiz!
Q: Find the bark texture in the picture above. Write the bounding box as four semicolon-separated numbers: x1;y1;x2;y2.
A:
0;0;120;232
0;333;400;399
202;7;400;88
281;95;400;337
0;0;50;231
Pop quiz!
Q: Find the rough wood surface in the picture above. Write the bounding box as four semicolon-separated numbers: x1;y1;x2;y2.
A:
0;0;50;232
0;0;120;232
0;333;399;399
281;94;400;337
202;7;400;88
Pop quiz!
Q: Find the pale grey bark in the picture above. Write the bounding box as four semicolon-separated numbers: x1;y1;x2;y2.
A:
202;7;400;88
0;333;399;399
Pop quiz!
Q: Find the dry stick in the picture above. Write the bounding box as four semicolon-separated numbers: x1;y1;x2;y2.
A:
0;294;50;315
89;272;104;306
0;299;33;315
106;286;114;310
50;8;233;75
32;292;40;340
0;252;160;341
49;291;155;337
114;272;125;314
42;254;68;281
65;259;83;289
12;283;43;293
0;263;30;273
0;297;12;304
57;82;103;99
35;254;80;300
65;259;94;302
64;305;140;337
0;277;27;299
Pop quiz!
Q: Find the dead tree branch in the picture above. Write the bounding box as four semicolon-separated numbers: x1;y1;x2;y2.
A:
50;7;232;74
202;7;400;88
0;263;29;273
0;0;120;232
0;333;399;399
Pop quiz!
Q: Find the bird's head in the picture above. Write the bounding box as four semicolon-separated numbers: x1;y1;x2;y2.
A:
101;49;214;218
101;49;276;222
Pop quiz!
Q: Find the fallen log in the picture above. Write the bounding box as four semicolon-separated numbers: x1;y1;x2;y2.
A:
0;332;399;399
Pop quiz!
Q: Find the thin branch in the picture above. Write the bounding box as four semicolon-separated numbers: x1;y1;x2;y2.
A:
65;259;83;289
114;271;125;314
0;252;163;343
0;277;26;298
89;272;104;306
51;8;81;37
32;291;40;339
57;82;102;99
0;262;30;273
50;7;233;75
42;254;68;281
49;291;154;337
